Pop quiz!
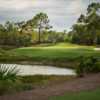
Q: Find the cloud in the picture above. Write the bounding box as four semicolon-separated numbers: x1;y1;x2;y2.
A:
0;0;33;10
0;0;99;31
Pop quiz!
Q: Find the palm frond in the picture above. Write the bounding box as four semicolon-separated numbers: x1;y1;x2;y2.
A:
0;64;19;81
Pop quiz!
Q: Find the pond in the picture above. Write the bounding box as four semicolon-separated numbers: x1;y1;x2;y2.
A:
1;64;76;76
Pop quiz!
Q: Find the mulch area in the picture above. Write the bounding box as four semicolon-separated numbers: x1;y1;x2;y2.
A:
0;73;100;100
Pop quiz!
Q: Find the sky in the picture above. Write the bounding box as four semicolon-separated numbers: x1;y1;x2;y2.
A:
0;0;100;31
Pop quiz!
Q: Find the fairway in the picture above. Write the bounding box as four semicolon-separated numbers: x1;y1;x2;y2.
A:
0;43;100;68
12;43;100;60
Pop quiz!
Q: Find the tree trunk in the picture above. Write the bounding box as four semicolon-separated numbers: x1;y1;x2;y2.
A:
38;28;41;43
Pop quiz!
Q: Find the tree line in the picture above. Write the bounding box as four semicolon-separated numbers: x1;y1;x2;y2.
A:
0;2;99;47
0;13;69;47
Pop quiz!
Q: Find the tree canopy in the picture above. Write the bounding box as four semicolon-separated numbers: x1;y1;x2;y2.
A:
71;2;100;45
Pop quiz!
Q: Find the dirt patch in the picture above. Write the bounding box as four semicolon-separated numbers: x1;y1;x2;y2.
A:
0;73;100;100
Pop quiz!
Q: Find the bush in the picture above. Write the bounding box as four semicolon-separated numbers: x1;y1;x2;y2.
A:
76;56;100;77
84;57;100;73
76;56;84;77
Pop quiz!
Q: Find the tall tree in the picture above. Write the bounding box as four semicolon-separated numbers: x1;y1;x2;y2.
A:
71;2;100;45
86;3;100;44
30;13;52;43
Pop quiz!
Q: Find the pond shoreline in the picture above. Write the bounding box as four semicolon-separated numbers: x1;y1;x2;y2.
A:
0;60;78;69
1;64;76;76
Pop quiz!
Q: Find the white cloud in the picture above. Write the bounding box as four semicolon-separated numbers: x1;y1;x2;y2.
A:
65;0;82;15
0;0;99;31
0;0;33;10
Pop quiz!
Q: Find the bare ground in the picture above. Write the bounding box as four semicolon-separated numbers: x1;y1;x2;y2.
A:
0;73;100;100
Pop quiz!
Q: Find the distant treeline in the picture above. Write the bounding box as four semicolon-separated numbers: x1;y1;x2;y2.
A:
0;13;69;47
0;2;100;47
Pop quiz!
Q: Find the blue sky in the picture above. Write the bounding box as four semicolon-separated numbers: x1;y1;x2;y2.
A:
0;0;100;31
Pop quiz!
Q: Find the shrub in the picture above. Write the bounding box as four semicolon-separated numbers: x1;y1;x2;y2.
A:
84;56;100;73
76;56;100;77
76;56;84;77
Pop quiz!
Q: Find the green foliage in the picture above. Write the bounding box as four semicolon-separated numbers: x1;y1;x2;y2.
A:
27;12;52;43
0;65;19;81
0;12;68;46
0;21;32;47
76;56;84;77
76;56;100;77
71;2;100;45
0;64;20;95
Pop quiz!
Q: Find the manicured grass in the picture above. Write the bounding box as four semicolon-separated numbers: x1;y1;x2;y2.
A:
0;43;100;67
12;43;100;60
49;88;100;100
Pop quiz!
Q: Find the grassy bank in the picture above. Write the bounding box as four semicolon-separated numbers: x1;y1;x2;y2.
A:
49;88;100;100
20;75;75;87
0;43;100;68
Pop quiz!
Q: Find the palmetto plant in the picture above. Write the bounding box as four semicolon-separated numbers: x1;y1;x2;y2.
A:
0;64;19;81
0;64;19;95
